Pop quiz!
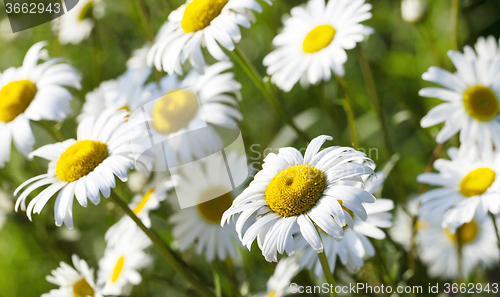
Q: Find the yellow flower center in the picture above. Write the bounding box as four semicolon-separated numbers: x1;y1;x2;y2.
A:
459;168;496;197
78;1;94;21
267;291;276;297
463;85;499;121
265;164;327;217
152;90;199;134
73;278;94;297
446;221;478;245
181;0;229;33
133;188;155;215
302;25;336;54
111;256;125;283
197;187;233;223
56;140;109;183
0;80;37;123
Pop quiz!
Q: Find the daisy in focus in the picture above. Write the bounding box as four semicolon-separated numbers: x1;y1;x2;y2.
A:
105;179;171;246
169;152;246;262
297;172;394;277
98;228;152;296
263;0;373;92
0;41;81;167
140;61;242;168
148;0;270;74
14;108;149;228
258;257;300;297
419;40;500;154
53;0;105;45
43;254;101;297
417;214;499;279
222;135;375;262
78;68;152;121
417;146;500;233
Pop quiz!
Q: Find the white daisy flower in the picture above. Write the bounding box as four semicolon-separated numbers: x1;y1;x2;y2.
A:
263;0;373;92
53;0;105;45
140;61;241;168
0;191;12;231
78;68;152;121
14;108;149;228
259;257;301;297
127;43;152;71
475;35;500;63
105;179;171;246
0;41;81;167
401;0;427;23
417;214;499;279
297;173;394;277
98;228;152;296
389;197;419;251
222;135;375;262
169;152;245;262
148;0;270;75
418;146;500;233
42;254;102;297
419;40;500;154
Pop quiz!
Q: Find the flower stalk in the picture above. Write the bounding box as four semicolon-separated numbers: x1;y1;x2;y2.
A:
317;251;339;297
110;190;216;297
231;46;311;143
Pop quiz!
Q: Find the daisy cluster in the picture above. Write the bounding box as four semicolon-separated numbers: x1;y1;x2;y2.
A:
1;0;500;296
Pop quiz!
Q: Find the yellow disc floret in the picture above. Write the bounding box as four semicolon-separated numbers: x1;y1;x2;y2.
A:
56;140;109;183
446;220;478;245
463;85;499;121
111;256;125;283
181;0;229;33
73;278;94;297
303;25;336;54
0;80;37;123
133;188;155;215
198;187;233;223
152;90;199;134
460;168;496;197
266;164;327;217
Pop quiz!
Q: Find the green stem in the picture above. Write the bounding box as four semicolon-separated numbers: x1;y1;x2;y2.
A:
34;121;65;142
457;225;463;280
109;190;215;297
317;251;338;297
134;0;155;42
230;47;311;143
214;260;243;297
336;76;359;149
356;46;406;202
212;268;223;297
490;213;500;254
451;0;460;50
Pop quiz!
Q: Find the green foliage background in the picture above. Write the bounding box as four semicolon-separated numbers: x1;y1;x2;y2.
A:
0;0;500;296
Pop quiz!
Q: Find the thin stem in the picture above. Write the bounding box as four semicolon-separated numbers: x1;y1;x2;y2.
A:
418;143;445;195
451;0;460;50
356;46;406;201
230;46;311;143
34;121;65;142
317;251;338;297
490;213;500;253
336;76;359;149
212;268;223;297
214;260;243;297
109;190;215;297
134;0;155;42
457;225;464;280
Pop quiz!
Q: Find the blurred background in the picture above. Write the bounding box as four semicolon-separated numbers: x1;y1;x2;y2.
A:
1;0;500;296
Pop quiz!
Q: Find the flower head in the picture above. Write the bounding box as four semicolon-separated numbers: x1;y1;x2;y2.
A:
0;41;81;167
15;109;149;228
263;0;373;92
222;135;375;262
